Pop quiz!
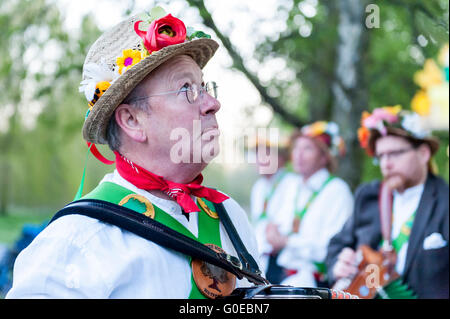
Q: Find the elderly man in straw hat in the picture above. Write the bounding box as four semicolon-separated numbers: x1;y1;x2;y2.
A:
7;7;261;299
261;121;354;286
327;106;449;298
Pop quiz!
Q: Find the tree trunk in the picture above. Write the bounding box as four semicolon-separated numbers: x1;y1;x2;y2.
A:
331;0;370;189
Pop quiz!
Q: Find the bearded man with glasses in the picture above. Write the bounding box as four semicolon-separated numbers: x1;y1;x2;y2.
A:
326;107;449;299
7;8;262;299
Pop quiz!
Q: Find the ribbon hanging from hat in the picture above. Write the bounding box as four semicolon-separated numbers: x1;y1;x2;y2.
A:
86;142;115;165
114;151;229;213
73;143;115;201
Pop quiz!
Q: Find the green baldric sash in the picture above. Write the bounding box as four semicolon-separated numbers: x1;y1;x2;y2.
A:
82;181;223;299
257;170;288;222
380;210;416;253
291;175;335;276
377;211;417;299
293;175;335;221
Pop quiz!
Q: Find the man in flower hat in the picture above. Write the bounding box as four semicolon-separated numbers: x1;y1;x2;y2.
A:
326;106;449;298
260;121;354;286
7;7;261;299
247;136;291;279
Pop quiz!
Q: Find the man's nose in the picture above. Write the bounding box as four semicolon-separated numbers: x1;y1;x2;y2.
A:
380;156;394;171
200;93;221;116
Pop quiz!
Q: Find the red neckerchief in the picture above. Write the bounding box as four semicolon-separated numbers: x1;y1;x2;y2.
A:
114;151;229;213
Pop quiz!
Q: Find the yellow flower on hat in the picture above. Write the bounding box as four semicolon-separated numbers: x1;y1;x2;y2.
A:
308;121;327;136
411;90;431;116
116;49;142;74
88;81;111;110
383;105;402;116
414;59;444;90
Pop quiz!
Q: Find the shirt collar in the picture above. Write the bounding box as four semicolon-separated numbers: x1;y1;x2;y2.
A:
393;182;425;200
101;170;183;215
301;168;330;191
264;167;286;183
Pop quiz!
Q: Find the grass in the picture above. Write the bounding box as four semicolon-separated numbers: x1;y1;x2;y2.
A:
0;210;53;245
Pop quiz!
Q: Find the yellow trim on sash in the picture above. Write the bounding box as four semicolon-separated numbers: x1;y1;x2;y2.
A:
119;194;155;219
197;198;219;219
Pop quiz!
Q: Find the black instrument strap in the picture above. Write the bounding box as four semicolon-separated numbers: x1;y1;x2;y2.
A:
213;202;262;276
49;199;267;285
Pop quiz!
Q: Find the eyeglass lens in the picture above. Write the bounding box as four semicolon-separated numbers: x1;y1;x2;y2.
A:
186;82;218;103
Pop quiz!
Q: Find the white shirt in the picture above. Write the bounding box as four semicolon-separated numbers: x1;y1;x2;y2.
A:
250;169;288;223
392;183;424;275
6;170;261;299
276;169;354;286
250;169;291;272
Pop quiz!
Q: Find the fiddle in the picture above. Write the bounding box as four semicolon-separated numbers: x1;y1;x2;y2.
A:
332;176;405;299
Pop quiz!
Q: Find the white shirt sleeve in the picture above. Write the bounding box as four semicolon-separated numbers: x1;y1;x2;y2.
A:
6;216;111;298
6;179;264;298
6;214;194;299
278;178;354;270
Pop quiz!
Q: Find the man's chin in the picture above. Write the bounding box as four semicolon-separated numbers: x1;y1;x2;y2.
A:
200;142;220;164
383;173;411;191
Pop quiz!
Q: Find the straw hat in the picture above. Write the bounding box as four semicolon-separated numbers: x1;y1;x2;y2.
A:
79;10;219;144
367;126;440;156
290;121;346;173
358;106;440;156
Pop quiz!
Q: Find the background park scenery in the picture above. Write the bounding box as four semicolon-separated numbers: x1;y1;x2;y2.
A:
0;0;448;264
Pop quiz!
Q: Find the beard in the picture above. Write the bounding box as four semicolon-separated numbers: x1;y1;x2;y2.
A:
383;172;417;192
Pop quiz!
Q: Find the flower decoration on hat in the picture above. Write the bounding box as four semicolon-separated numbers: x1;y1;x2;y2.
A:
134;13;187;54
411;43;449;131
79;61;119;111
357;105;432;156
361;105;402;136
357;113;371;151
116;49;142;75
301;121;346;157
79;6;212;112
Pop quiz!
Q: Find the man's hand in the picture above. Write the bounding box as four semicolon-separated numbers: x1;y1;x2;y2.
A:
265;223;288;253
332;247;359;280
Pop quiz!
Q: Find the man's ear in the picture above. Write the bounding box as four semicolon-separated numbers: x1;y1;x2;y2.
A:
417;143;431;165
114;104;147;143
319;149;329;169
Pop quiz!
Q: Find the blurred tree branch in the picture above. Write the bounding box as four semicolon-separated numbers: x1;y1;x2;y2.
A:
386;0;449;32
185;0;304;127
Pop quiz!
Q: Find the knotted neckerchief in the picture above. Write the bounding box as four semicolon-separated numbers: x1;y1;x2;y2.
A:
114;151;229;213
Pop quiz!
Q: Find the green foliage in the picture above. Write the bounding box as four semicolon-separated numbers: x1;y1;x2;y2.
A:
254;0;339;122
0;209;51;244
188;30;211;40
252;0;449;184
0;0;448;219
0;0;105;214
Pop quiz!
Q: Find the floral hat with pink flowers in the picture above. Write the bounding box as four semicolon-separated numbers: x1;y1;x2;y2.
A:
300;121;346;157
79;6;218;146
357;105;439;156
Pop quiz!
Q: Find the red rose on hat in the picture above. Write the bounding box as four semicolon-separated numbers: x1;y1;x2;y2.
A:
134;14;187;53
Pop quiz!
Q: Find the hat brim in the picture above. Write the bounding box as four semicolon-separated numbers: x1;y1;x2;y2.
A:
82;38;219;144
368;127;440;156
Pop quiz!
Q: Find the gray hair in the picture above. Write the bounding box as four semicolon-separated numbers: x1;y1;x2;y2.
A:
106;80;151;152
